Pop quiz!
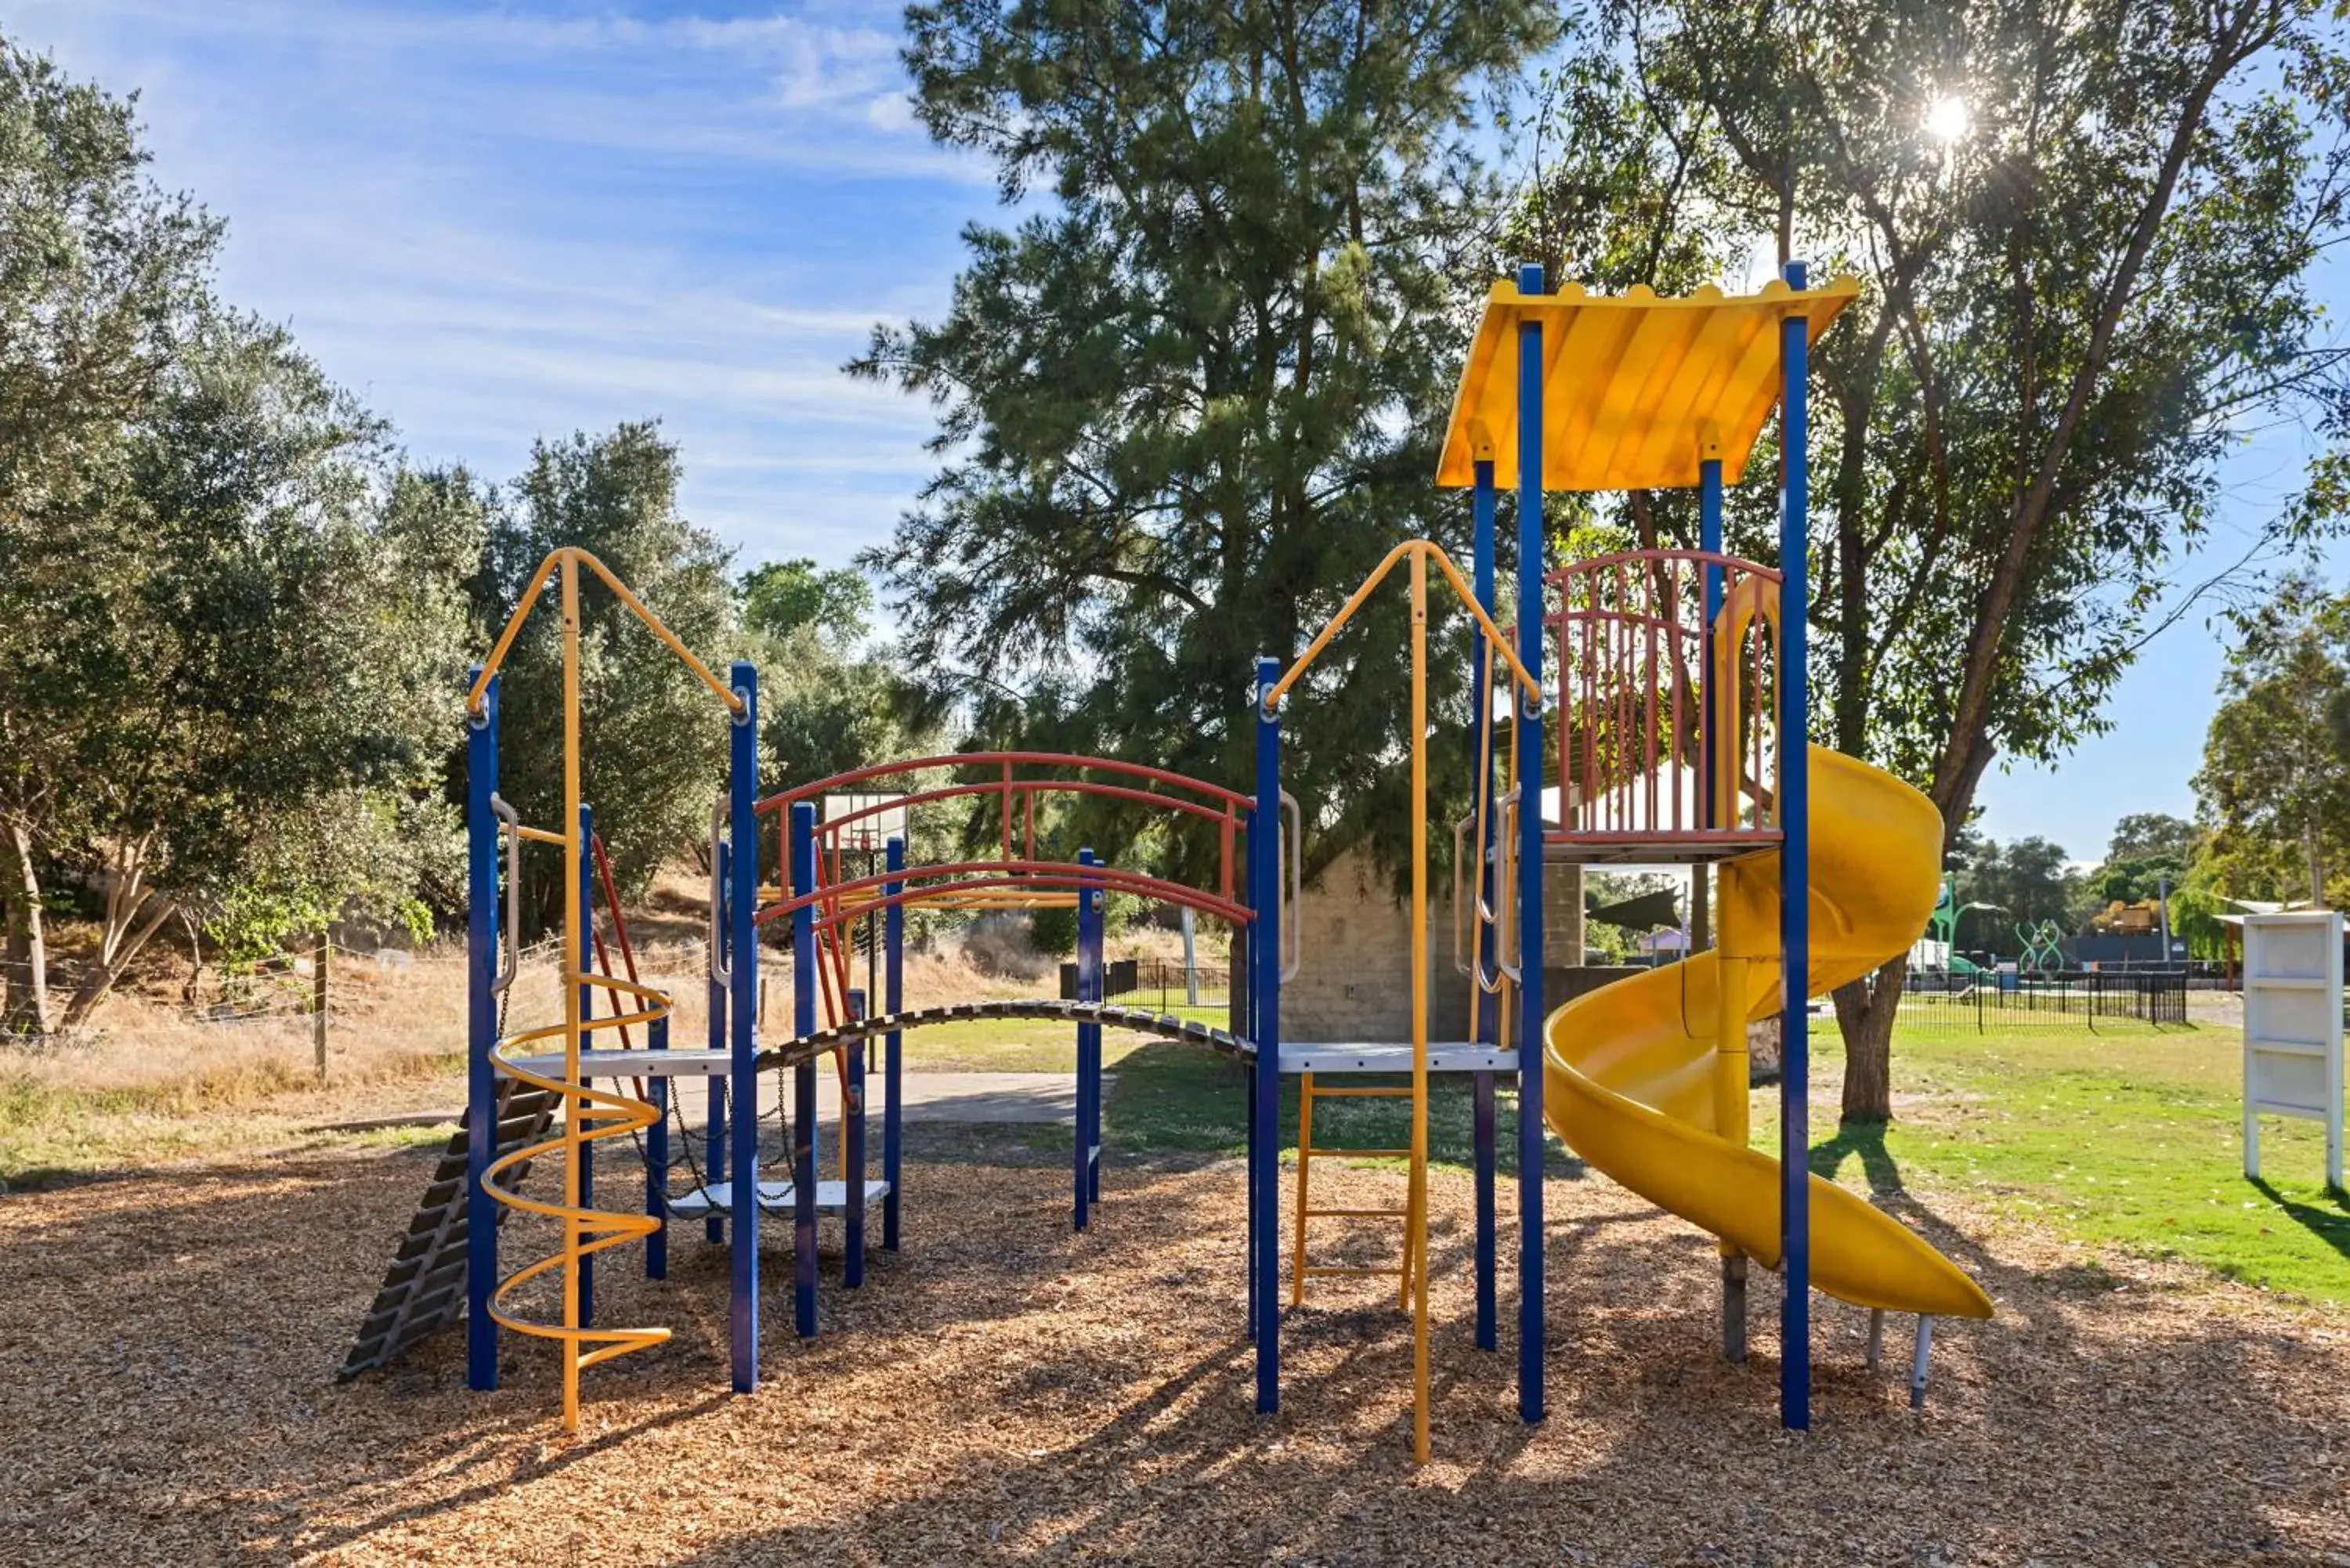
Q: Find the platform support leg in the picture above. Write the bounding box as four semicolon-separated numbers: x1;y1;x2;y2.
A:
884;836;905;1252
1776;259;1815;1433
1473;1070;1497;1350
1867;1307;1885;1374
1076;847;1103;1230
1252;656;1283;1415
1513;262;1548;1426
576;804;596;1328
465;670;500;1392
1910;1316;1935;1411
727;661;761;1392
790;800;819;1339
646;1013;668;1281
1721;1254;1748;1364
845;987;866;1288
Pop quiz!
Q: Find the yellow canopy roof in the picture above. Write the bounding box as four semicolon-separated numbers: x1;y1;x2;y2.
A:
1436;274;1861;492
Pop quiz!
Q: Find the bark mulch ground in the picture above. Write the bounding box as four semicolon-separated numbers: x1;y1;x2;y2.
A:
1;1143;2345;1566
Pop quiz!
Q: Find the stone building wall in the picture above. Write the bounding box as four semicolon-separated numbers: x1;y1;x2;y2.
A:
1278;844;1585;1044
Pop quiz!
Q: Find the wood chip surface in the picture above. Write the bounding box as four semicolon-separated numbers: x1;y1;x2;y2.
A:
2;1147;2345;1566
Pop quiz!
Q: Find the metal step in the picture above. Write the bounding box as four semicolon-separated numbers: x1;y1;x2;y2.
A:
338;1081;561;1380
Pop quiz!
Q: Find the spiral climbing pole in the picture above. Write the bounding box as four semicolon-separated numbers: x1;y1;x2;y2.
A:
462;545;750;1431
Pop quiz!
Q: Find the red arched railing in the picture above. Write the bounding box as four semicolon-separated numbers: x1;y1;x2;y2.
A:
1546;549;1782;851
756;861;1254;933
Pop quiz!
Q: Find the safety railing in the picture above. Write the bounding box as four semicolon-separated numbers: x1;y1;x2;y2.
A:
1546;548;1782;847
758;753;1301;1035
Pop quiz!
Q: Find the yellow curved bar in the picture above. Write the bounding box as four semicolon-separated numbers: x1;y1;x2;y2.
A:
1264;540;1541;714
465;547;744;721
1541;748;1994;1321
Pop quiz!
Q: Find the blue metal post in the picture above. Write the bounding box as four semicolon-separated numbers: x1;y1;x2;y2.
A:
1252;656;1282;1414
465;670;501;1391
1777;260;1814;1431
577;802;595;1328
1075;847;1104;1229
727;661;761;1392
884;836;906;1251
1514;262;1549;1424
646;1010;668;1281
1700;454;1725;829
1242;880;1260;1343
707;838;728;1247
845;985;867;1287
1473;452;1501;1352
790;800;820;1339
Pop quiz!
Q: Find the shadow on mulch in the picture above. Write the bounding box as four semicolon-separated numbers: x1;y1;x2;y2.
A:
0;1138;2345;1566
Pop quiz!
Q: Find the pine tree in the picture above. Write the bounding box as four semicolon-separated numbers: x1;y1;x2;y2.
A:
853;0;1550;880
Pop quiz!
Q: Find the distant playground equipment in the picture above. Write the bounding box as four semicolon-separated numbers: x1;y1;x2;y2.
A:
1912;873;1991;975
345;266;1993;1457
2240;911;2345;1191
2015;919;2066;976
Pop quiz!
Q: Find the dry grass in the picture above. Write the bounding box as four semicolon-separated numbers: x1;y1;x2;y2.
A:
1;1147;2345;1565
0;911;1155;1186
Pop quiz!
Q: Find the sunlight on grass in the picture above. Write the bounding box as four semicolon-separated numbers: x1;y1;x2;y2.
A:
1773;1019;2350;1307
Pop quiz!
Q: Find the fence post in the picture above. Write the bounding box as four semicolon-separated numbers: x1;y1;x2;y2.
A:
313;932;330;1078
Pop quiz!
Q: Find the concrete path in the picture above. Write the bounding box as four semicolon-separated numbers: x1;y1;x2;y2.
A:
655;1070;1098;1127
357;1069;1099;1136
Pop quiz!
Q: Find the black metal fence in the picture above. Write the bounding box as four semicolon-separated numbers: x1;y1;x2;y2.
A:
1895;968;2189;1033
1058;956;1230;1010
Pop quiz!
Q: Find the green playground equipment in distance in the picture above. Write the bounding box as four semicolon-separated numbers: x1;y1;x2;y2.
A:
2015;918;2066;975
1925;873;1997;975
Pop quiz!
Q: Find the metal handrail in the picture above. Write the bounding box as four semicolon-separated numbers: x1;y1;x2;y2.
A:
1278;789;1303;982
707;795;730;986
489;793;522;995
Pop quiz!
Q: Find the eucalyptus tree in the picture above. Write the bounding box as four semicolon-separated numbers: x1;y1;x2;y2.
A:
1520;0;2350;1118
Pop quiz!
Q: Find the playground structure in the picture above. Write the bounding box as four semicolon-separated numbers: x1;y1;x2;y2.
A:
345;265;1994;1458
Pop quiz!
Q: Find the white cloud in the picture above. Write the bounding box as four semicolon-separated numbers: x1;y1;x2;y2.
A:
865;92;920;134
2;0;994;571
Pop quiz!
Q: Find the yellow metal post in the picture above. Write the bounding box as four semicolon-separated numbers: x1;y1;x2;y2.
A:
559;551;586;1431
1408;546;1431;1465
1291;1074;1312;1307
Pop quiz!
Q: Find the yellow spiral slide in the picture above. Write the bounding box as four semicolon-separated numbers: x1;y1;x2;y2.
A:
1542;746;1994;1321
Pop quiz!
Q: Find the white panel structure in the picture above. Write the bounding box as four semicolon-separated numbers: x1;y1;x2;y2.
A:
2241;910;2344;1190
822;792;908;851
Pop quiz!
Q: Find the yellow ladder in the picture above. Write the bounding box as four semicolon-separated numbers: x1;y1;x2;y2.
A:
1290;1074;1419;1308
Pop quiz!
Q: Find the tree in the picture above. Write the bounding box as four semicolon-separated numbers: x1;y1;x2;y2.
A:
738;556;937;793
2196;575;2350;906
0;34;221;1030
851;0;1553;886
1523;0;2350;1120
453;424;743;928
2;309;465;1031
741;558;874;649
1954;834;2078;942
2108;812;2196;867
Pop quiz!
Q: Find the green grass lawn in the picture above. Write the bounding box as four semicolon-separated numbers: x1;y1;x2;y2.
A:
1784;1016;2350;1307
898;1004;1232;1072
960;1006;2350;1310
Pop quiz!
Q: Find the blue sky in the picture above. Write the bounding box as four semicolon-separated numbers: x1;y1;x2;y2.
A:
7;0;2338;864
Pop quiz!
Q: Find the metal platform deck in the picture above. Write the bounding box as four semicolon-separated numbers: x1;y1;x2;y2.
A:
666;1177;894;1218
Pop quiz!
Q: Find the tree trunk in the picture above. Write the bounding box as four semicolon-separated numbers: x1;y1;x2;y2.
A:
59;889;178;1031
2305;823;2326;908
0;822;52;1036
1831;954;1907;1124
